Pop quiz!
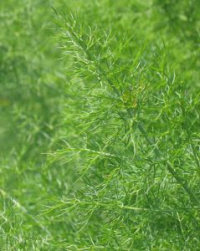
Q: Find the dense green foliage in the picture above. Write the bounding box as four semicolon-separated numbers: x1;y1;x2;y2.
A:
0;0;200;250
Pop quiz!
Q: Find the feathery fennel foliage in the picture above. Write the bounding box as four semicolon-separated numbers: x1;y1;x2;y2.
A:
0;0;200;250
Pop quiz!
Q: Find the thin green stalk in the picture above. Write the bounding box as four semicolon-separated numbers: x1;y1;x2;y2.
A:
137;123;198;205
